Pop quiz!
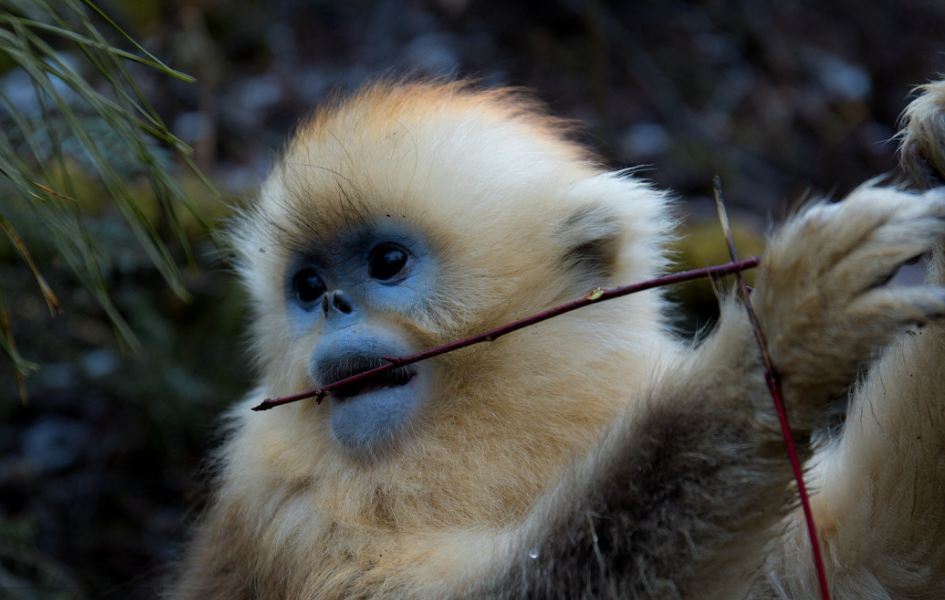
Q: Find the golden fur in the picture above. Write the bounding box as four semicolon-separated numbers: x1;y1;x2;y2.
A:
172;80;945;599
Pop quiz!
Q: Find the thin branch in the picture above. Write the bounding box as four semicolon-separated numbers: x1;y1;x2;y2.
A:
713;176;830;600
252;256;760;411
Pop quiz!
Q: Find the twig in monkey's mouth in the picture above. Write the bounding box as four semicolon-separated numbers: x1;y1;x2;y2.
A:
255;257;762;412
327;366;416;401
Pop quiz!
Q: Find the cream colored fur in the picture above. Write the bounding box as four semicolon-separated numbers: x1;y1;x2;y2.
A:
752;80;945;599
172;81;945;599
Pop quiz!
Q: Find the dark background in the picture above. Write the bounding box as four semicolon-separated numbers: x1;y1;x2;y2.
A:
1;1;944;597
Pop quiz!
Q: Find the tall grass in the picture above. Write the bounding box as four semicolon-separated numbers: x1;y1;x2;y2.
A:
0;0;215;400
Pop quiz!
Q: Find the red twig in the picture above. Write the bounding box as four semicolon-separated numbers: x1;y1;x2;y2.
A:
251;256;761;411
713;177;830;600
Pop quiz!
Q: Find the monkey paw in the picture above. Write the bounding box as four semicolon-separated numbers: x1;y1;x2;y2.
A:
751;186;945;425
901;81;945;189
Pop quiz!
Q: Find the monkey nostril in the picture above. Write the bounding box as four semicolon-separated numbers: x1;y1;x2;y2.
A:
332;291;353;315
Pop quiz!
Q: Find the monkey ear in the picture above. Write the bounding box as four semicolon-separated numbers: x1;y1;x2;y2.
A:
559;204;622;282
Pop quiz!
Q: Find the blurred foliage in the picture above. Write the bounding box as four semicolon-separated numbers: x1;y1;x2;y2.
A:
0;3;237;598
0;514;86;600
0;0;217;399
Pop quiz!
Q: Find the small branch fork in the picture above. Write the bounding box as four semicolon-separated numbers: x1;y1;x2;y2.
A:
251;256;760;411
713;177;830;600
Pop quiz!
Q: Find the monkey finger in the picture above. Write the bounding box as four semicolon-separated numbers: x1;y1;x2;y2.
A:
845;286;945;328
900;81;945;189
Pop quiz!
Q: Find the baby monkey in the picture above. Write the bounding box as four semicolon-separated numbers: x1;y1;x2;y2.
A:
173;80;945;599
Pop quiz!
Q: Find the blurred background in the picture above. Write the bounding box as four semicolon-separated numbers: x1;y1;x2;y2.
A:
1;0;943;597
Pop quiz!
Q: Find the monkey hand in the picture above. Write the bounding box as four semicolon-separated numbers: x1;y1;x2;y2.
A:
901;80;945;189
751;186;945;431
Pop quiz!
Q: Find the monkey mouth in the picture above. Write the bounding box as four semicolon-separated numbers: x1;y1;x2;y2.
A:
322;360;417;401
332;369;416;400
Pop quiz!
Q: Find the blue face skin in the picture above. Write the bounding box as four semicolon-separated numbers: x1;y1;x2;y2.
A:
284;223;436;454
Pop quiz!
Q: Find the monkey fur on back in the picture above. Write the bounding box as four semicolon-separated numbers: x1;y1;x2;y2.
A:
172;80;945;599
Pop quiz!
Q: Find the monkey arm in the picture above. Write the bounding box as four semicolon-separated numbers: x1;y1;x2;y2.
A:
756;286;945;599
487;186;945;600
486;305;798;600
748;82;945;600
758;249;945;594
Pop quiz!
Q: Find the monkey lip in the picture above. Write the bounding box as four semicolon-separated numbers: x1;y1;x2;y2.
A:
329;367;416;401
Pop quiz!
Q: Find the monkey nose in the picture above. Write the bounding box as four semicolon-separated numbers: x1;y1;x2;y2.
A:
323;290;353;316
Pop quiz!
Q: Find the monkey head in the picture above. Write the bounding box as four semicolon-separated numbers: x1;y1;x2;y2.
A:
230;82;673;462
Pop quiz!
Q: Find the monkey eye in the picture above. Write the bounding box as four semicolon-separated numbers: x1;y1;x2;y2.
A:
368;243;409;281
293;268;327;304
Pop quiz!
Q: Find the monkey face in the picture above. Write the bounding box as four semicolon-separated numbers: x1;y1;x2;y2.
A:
282;224;439;454
233;82;673;463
